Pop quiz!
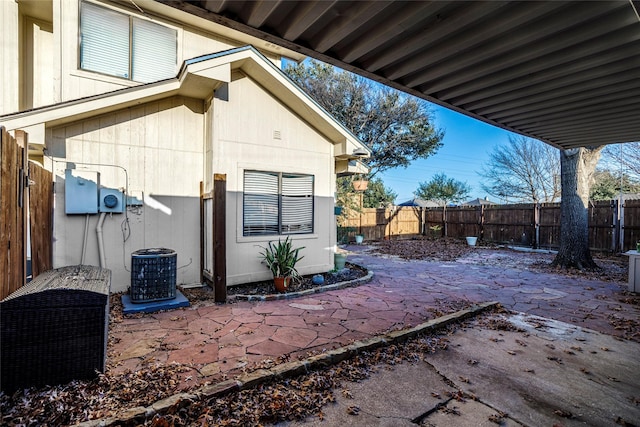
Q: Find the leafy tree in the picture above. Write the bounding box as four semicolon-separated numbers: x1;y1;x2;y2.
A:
284;59;444;177
415;173;470;206
479;136;560;203
590;169;640;200
362;177;397;208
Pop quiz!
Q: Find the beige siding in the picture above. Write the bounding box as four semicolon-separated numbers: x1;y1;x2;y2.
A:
47;96;205;292
57;1;248;104
22;17;55;110
1;0;287;116
1;0;20;114
208;75;337;286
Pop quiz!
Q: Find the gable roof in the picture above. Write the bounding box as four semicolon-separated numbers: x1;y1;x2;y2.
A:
0;46;370;161
397;198;442;208
462;197;499;206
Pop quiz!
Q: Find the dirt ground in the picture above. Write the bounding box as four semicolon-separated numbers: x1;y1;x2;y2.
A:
372;237;630;283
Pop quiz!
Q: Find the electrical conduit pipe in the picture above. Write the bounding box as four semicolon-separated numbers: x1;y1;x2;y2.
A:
96;212;107;268
81;214;90;265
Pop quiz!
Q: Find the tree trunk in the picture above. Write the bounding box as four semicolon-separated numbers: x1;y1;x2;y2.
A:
552;147;603;269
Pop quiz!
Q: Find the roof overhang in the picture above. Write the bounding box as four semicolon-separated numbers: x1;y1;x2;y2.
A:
165;0;640;150
0;46;370;162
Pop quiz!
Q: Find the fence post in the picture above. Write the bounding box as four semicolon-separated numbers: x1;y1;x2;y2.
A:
612;199;619;252
16;131;28;289
213;174;227;303
534;203;540;249
479;205;484;240
443;206;448;237
619;197;625;252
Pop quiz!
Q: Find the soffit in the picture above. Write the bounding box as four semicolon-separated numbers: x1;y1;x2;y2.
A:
165;0;640;149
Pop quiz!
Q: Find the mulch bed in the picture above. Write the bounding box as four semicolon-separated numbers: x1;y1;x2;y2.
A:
181;262;368;302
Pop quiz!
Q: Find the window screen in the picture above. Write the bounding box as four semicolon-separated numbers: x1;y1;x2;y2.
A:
243;171;314;236
80;2;176;83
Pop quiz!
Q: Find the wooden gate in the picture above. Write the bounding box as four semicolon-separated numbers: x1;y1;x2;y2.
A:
1;128;52;300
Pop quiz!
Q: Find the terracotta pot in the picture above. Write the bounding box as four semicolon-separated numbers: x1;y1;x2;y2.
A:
353;180;368;191
273;277;289;293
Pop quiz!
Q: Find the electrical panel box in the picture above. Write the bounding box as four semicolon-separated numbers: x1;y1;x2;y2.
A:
65;169;99;214
99;188;125;213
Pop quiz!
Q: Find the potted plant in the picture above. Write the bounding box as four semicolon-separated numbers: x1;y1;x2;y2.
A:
466;236;478;246
355;234;364;244
352;179;368;191
334;249;347;270
258;237;305;293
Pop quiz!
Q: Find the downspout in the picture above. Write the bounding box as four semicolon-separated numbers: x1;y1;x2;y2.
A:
96;212;107;268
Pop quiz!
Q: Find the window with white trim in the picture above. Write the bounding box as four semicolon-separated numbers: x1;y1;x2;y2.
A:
243;171;314;236
80;2;177;83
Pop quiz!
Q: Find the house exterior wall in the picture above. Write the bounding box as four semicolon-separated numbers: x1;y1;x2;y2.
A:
207;73;337;286
1;0;285;117
46;96;205;292
0;0;20;114
21;16;55;111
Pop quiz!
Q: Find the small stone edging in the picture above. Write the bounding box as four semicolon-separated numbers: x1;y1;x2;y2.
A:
78;301;498;426
233;268;374;301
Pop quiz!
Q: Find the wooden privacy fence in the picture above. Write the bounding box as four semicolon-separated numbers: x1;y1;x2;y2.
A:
341;200;640;253
1;128;53;300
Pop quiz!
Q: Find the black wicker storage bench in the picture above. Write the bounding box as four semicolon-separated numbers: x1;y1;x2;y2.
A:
1;265;111;393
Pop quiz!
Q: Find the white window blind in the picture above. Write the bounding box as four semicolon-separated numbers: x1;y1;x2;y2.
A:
243;171;314;236
282;174;314;234
244;171;279;236
80;2;129;78
80;2;176;82
132;18;177;83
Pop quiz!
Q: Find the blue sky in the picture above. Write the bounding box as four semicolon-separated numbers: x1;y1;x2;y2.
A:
281;57;523;203
378;105;520;204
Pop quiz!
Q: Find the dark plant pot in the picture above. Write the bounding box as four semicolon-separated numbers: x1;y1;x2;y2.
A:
334;206;343;215
274;277;289;293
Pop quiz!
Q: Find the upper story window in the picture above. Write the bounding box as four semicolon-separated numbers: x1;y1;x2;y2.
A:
80;2;177;83
243;171;314;237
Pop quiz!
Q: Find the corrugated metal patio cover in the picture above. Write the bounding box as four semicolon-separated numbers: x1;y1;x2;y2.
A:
169;0;640;148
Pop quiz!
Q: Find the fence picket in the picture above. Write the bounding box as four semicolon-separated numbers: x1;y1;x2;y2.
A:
340;200;639;252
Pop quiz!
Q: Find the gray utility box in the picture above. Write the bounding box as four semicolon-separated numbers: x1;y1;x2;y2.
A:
65;169;99;214
0;265;111;393
626;250;640;293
